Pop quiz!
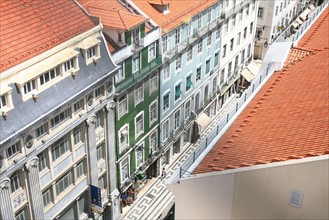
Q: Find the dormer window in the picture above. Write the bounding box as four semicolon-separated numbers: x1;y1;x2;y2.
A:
80;37;101;65
163;3;170;14
40;66;61;86
23;80;36;94
149;1;170;14
0;85;14;113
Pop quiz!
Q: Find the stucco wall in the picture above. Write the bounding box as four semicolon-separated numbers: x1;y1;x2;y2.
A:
168;157;329;219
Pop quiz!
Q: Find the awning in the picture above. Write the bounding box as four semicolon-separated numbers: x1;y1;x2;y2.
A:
299;8;310;21
291;21;299;28
241;68;255;82
309;4;315;11
195;113;211;131
295;17;303;25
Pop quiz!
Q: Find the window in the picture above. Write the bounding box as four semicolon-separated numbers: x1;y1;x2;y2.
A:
150;75;158;93
196;67;201;82
250;22;253;34
134;84;144;105
38;151;48;172
136;144;143;168
197;14;201;30
86;46;96;59
55;172;73;196
175;27;181;45
163;65;170;82
36;123;48;138
243;27;247;39
132;55;140;73
163;92;170;111
258;7;264;18
162;120;170;141
216;26;221;40
230;38;234;51
228;62;232;77
207;8;211;24
231;15;236;30
222;44;227;58
118;95;127;117
115;66;124;82
220;68;225;84
73;126;82;145
150;101;157;124
42;189;52;207
119;125;129;152
284;0;286;8
187;46;192;62
95;112;101;129
275;6;278;16
175;83;182;101
40;66;61;86
0;95;7;109
73;99;84;113
212;53;218;68
15;208;26;220
51;136;69;162
197;40;202;54
7;142;21;159
51;108;71;128
224;21;228;33
207;32;212;46
118;33;122;42
241;49;246;64
95;86;104;99
176;55;182;70
246;4;249;16
187;22;192;37
121;157;129;183
280;2;283;12
174;110;180;130
186;75;193;92
247;43;251;57
184;100;191;120
135;112;144;138
239;10;243;21
162;35;168;53
204;84;209;103
99;176;106;190
23;80;36;94
76;161;84;179
237;32;241;45
206;59;211;74
212;77;218;95
10;171;21;193
148;42;156;62
64;58;75;72
97;144;104;161
150;131;157;153
234;55;239;72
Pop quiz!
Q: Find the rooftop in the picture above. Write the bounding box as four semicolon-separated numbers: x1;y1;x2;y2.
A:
0;0;95;73
194;8;329;174
131;0;217;33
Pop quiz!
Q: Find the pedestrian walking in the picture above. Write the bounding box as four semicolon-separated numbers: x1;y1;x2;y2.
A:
160;168;167;180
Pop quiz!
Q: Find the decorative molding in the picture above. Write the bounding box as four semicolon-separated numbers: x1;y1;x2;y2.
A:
106;101;116;110
86;114;97;126
13;192;26;208
25;157;39;171
0;178;11;189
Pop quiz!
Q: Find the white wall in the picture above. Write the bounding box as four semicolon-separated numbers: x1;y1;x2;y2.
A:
168;156;329;219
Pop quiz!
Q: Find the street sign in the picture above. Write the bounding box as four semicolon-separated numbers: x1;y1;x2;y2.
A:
90;185;102;213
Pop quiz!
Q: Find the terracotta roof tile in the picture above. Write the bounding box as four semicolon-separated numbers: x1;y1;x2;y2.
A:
0;0;96;73
194;8;329;174
131;0;217;33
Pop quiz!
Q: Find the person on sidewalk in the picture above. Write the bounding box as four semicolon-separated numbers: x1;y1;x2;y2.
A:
160;168;167;180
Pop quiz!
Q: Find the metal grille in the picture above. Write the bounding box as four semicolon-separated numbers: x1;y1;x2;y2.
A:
289;190;303;208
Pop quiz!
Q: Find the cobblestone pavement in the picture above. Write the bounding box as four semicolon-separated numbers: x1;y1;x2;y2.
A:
120;97;239;220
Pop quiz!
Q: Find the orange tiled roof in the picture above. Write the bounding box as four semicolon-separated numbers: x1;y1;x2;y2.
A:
194;8;329;174
131;0;217;33
87;7;146;31
78;0;146;31
0;0;95;73
284;47;312;66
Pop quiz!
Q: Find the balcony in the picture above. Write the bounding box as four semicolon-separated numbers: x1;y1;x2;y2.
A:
115;56;162;92
132;38;144;52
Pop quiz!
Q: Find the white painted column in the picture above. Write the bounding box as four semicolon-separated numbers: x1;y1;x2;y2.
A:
0;178;15;220
105;101;120;220
25;157;45;219
86;114;98;185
